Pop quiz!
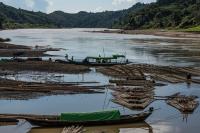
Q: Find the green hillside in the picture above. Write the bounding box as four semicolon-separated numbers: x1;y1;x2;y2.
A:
114;0;200;30
0;2;144;29
0;0;200;30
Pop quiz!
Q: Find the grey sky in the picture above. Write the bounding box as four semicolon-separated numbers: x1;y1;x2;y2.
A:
0;0;156;13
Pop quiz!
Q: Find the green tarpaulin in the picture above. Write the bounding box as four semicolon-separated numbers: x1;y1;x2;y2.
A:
60;110;120;122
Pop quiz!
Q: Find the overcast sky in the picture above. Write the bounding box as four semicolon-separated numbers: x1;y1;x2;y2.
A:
0;0;156;13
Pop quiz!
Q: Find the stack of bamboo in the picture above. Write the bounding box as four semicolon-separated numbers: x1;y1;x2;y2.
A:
111;84;154;109
167;93;199;113
61;126;83;133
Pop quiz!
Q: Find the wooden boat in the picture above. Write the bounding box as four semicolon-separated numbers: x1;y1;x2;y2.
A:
0;118;19;126
25;110;153;127
0;118;19;123
56;54;131;66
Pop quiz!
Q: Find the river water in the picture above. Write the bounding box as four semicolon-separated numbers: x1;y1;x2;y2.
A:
0;29;200;133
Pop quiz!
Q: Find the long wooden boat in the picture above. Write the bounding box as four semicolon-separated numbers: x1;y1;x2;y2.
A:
56;54;131;66
55;59;130;66
0;118;19;123
25;110;153;127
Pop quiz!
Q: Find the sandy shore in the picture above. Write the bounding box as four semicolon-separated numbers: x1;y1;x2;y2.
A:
91;29;200;39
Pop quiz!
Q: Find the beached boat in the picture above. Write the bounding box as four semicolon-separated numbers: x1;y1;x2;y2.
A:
26;109;153;127
56;54;131;66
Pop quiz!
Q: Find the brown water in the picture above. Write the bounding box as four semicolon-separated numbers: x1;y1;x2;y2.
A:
0;29;200;133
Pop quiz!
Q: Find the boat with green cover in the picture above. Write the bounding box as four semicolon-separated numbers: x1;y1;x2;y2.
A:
56;54;131;66
26;109;153;127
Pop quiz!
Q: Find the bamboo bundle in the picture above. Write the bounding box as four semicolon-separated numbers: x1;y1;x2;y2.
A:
152;75;184;83
109;80;154;86
114;94;153;104
166;94;199;113
111;86;154;93
98;64;200;84
177;68;200;76
112;92;154;99
112;98;154;109
61;126;83;133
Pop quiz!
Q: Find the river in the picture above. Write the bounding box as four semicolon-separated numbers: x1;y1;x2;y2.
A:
0;29;199;133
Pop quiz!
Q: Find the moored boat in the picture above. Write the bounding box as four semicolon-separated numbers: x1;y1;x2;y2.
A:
58;54;131;66
25;109;153;127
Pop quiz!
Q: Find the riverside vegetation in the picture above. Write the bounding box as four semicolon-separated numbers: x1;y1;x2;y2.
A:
0;0;200;31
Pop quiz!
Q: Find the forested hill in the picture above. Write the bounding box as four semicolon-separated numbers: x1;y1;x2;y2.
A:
0;0;200;30
0;2;144;29
114;0;200;29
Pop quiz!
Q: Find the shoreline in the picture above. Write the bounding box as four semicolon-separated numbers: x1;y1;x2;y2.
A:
0;42;60;57
90;29;200;39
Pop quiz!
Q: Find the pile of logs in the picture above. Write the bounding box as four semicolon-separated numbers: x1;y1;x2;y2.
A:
166;93;199;113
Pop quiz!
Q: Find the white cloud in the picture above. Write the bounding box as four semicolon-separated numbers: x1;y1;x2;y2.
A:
94;6;104;12
112;0;155;6
112;0;137;5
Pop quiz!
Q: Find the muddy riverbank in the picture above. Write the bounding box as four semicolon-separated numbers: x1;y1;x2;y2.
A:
0;61;90;73
0;78;104;100
91;29;200;39
0;42;59;57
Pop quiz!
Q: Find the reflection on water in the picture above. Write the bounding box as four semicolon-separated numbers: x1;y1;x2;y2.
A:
0;29;200;133
1;69;110;86
0;28;199;66
29;123;152;133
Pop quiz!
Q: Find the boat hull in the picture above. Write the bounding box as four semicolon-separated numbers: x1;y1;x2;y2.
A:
26;112;151;127
55;59;131;66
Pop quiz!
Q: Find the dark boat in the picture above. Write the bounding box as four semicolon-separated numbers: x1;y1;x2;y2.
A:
56;54;131;66
26;109;153;127
0;118;19;123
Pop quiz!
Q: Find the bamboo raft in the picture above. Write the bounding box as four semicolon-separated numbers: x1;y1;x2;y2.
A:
112;92;154;99
166;94;199;113
109;80;154;86
112;98;154;109
112;87;154;93
111;83;155;109
97;64;200;84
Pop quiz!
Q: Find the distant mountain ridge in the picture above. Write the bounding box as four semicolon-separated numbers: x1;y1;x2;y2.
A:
114;0;200;29
0;2;144;29
0;0;199;30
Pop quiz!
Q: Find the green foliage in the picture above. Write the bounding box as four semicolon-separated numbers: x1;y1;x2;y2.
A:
0;0;199;29
183;25;200;32
114;0;200;29
0;2;145;29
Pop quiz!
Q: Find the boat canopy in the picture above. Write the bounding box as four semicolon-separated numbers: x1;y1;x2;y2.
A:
85;54;126;60
112;54;126;59
60;110;120;122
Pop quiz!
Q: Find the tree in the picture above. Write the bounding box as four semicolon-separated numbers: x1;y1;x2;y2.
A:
0;18;3;29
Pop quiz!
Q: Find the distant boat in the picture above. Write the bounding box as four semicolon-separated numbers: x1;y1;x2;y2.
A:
56;54;131;66
26;109;153;127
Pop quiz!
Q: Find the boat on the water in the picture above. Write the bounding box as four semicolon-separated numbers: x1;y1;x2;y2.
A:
26;109;153;127
56;54;131;66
